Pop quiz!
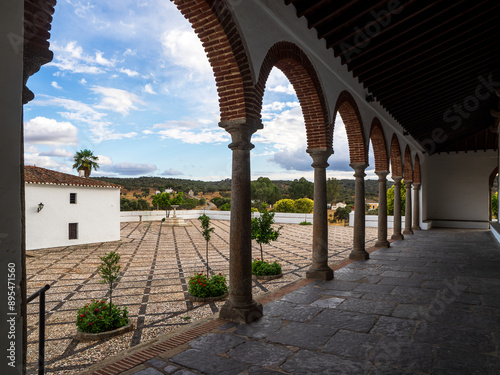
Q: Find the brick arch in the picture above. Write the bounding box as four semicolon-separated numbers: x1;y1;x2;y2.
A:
173;0;258;122
414;154;421;184
403;145;413;181
369;118;389;171
390;134;403;177
256;41;331;149
334;91;367;164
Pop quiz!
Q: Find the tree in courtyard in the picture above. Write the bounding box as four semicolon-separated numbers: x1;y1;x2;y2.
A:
294;198;314;213
198;214;215;277
251;205;282;260
387;180;406;216
288;177;314;199
73;149;99;178
251;177;281;205
98;252;121;315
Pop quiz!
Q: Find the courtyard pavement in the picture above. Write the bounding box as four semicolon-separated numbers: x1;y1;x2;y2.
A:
26;220;378;374
83;228;500;375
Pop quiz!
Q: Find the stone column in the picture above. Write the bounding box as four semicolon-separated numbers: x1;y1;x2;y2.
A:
375;171;390;248
219;119;263;324
349;163;369;260
412;183;421;231
403;180;414;235
391;176;404;240
306;148;334;280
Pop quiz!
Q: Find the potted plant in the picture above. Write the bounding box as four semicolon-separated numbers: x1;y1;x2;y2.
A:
187;214;228;301
251;205;283;280
75;252;132;340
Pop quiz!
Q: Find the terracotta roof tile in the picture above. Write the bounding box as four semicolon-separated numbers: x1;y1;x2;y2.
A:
24;166;121;189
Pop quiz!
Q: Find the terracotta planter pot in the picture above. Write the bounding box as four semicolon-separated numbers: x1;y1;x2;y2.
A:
186;292;228;303
75;322;134;341
252;273;283;281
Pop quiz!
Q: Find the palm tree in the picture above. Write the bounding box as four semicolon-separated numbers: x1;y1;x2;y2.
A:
73;149;99;178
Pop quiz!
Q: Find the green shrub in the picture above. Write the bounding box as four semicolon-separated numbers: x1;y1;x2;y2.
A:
219;202;231;211
76;299;128;333
274;199;296;213
299;221;312;225
188;273;228;298
294;198;314;213
251;259;282;276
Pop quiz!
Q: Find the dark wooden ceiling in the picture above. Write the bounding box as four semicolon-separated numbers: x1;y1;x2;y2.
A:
285;0;500;154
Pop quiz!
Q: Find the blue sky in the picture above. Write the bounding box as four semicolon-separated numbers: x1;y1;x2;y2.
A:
24;0;376;181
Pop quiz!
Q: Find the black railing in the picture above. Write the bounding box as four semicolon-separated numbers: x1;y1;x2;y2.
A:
27;284;50;375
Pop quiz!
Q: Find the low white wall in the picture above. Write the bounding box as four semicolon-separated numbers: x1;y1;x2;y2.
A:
121;210;314;224
348;212;432;230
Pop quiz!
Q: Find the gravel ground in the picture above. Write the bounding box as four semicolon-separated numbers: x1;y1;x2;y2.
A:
26;220;378;374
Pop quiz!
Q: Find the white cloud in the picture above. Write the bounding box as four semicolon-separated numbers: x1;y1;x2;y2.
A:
96;155;113;166
51;81;63;90
157;128;229;144
255;106;306;151
144;83;156;95
47;41;116;74
119;67;140;77
39;148;74;158
161;28;212;77
124;48;136;56
268;84;296;95
80;78;87;85
24;117;78;146
102;162;157;175
91;86;143;115
161;168;183;176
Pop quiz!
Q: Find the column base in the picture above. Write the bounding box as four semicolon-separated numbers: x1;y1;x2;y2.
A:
219;299;263;324
349;250;370;260
403;229;414;235
391;233;404;240
375;240;390;248
306;267;334;280
412;225;421;231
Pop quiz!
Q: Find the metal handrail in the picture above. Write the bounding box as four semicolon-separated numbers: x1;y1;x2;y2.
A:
27;284;50;375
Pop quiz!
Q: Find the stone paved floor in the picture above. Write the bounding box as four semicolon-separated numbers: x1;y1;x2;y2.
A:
26;220;377;374
90;228;500;375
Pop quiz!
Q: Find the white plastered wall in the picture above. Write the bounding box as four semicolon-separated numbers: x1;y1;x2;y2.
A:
422;150;498;228
25;185;120;250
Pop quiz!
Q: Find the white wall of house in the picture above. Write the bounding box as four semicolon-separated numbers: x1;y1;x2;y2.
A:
422;150;497;229
25;185;120;250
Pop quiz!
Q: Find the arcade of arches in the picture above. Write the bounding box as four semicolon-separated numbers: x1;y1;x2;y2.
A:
1;0;499;371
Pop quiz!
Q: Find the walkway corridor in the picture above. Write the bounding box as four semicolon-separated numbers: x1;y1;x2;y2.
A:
87;229;500;375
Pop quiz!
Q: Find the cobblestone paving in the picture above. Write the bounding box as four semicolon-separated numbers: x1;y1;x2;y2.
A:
26;220;377;374
114;229;500;375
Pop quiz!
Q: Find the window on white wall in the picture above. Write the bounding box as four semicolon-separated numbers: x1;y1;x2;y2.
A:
70;193;77;204
69;223;78;240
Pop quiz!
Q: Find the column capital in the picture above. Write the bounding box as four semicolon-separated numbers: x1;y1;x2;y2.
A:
307;147;333;168
350;163;367;178
375;170;389;180
219;119;263;151
413;182;421;190
392;175;403;183
404;180;414;187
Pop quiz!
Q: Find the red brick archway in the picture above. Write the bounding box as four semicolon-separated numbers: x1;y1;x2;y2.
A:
173;0;258;122
334;91;367;164
404;145;413;181
256;41;331;149
390;134;403;177
414;154;421;184
369;118;389;171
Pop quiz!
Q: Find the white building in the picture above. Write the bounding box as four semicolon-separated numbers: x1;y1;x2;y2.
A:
25;166;121;250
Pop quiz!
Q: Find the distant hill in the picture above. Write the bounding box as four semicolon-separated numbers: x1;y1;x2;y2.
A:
95;176;393;204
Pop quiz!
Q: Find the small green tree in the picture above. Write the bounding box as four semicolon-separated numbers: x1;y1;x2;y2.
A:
492;192;498;219
294;198;314;213
251;206;282;260
326;177;340;206
274;199;296;213
387;180;406;215
198;214;215;277
98;252;121;315
334;206;351;222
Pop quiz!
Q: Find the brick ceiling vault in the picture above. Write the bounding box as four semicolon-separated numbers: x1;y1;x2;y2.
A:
285;0;500;155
